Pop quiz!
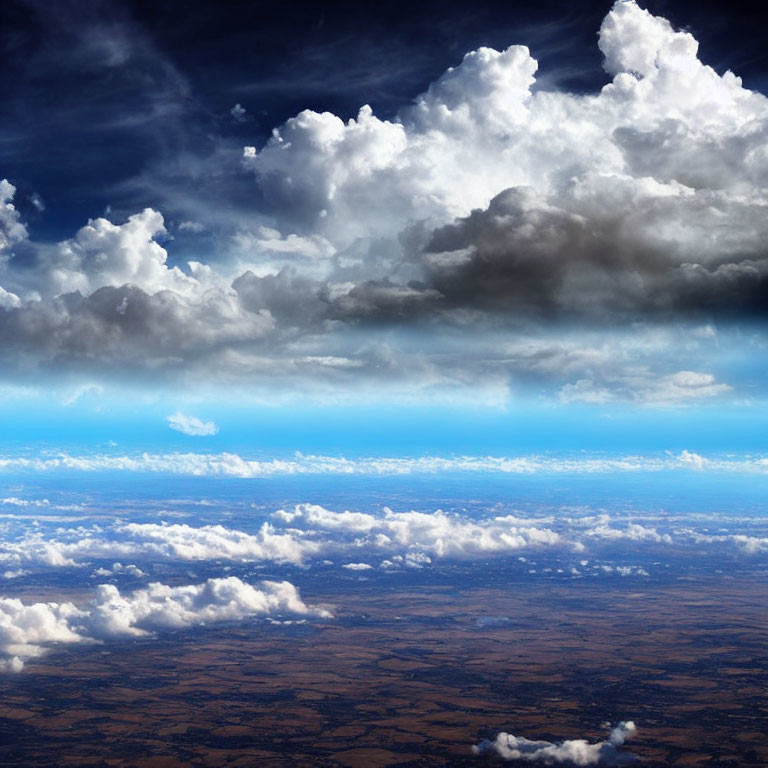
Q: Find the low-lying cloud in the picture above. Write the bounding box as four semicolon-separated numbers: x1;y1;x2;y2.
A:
473;721;638;765
0;576;330;672
0;496;764;576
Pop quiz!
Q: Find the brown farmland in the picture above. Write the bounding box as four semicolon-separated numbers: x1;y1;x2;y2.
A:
0;574;766;767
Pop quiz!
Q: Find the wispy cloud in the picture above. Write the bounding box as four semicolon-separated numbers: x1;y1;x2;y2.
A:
167;412;219;436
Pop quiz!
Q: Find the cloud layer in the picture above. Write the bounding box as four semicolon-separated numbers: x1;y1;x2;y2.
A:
0;496;766;577
1;448;767;477
0;2;765;401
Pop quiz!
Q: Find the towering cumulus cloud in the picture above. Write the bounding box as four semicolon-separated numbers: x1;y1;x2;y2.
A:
0;2;763;400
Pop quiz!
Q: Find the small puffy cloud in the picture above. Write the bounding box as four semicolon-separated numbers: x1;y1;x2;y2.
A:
473;721;638;765
91;562;146;578
28;194;45;213
167;411;219;436
0;597;86;660
342;562;372;571
118;520;318;564
230;103;247;122
0;286;20;311
0;656;24;673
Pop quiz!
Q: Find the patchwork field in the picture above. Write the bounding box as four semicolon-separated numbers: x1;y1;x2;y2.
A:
0;574;765;766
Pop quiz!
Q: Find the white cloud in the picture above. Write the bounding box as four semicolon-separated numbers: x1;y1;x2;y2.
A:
84;577;331;638
3;449;768;478
0;180;27;255
37;208;197;299
178;220;205;233
0;496;765;576
473;721;638;765
0;577;330;669
584;521;672;545
167;411;219;436
273;504;562;559
118;520;318;564
0;656;24;673
92;562;146;578
244;0;768;291
0;497;51;507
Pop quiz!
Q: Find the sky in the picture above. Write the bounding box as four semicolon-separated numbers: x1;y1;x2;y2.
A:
2;0;768;456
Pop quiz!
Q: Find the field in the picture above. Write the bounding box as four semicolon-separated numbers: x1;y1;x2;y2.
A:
0;571;765;767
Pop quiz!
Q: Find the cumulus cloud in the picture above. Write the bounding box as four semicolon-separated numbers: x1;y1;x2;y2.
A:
167;411;219;436
0;506;562;571
0;2;765;401
92;562;146;578
473;721;638;766
0;180;27;256
117;520;318;564
244;0;768;325
275;504;562;558
0;577;330;669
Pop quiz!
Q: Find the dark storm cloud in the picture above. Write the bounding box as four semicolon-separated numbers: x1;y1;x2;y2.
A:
422;185;768;321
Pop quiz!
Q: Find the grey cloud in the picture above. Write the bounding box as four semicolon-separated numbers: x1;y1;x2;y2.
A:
422;182;768;321
0;284;272;375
